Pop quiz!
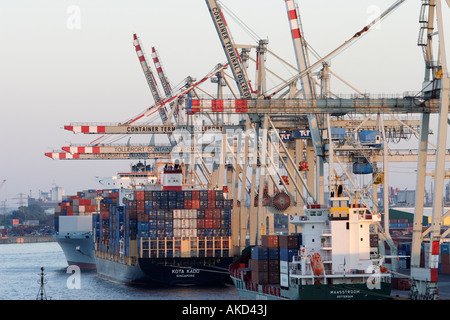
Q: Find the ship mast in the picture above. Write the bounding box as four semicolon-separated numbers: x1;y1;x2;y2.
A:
36;267;48;300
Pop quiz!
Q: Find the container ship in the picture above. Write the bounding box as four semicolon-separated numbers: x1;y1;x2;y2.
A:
230;195;392;300
53;161;159;271
92;161;234;286
53;192;100;270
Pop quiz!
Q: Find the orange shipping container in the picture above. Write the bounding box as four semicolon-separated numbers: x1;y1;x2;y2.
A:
192;200;200;209
262;235;279;248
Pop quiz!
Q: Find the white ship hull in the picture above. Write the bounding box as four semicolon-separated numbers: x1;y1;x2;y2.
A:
53;231;96;270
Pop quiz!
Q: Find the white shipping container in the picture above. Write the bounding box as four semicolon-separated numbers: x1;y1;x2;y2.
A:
189;209;197;218
280;261;289;274
58;216;92;233
181;219;190;229
182;209;189;219
181;229;189;237
79;205;85;213
174;228;182;237
189;219;197;229
189;229;197;237
173;218;181;229
280;273;289;287
173;210;182;219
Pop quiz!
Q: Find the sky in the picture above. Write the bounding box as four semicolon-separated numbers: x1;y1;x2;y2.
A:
0;0;449;207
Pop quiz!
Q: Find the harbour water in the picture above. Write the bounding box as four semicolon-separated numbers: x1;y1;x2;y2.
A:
0;242;240;300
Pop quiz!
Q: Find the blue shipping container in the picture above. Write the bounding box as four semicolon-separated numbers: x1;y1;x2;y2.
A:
280;248;298;261
251;247;268;260
268;248;279;259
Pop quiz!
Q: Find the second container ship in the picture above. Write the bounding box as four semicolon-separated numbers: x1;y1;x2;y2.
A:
230;194;392;300
92;161;234;286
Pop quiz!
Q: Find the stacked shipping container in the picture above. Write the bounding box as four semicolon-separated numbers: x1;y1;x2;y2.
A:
248;235;301;286
55;189;104;232
92;188;232;260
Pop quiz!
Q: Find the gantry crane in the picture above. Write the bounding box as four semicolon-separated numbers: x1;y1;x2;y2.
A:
409;0;450;300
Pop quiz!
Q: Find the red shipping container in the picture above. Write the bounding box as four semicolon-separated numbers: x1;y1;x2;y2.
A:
249;259;268;272
213;209;221;219
441;263;450;274
205;209;213;219
268;272;280;284
262;235;279;248
278;235;299;249
205;219;214;229
213;219;221;228
184;200;192;209
197;219;205;229
138;213;149;222
192;191;200;200
135;190;145;200
137;201;145;210
268;260;279;272
208;190;216;200
252;271;268;284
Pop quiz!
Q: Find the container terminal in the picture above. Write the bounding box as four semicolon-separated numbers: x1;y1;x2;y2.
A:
47;0;450;300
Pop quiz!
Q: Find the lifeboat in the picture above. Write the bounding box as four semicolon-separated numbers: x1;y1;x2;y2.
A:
310;253;323;276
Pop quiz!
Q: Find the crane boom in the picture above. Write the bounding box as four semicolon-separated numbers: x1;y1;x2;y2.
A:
284;0;323;159
205;0;253;99
151;47;173;100
151;47;180;125
133;34;169;124
269;0;405;99
284;0;315;99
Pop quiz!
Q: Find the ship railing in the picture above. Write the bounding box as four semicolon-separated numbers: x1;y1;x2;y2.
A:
321;240;332;249
138;236;232;259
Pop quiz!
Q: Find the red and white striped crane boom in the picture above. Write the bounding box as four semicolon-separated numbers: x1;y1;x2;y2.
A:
151;47;182;125
133;33;169;125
